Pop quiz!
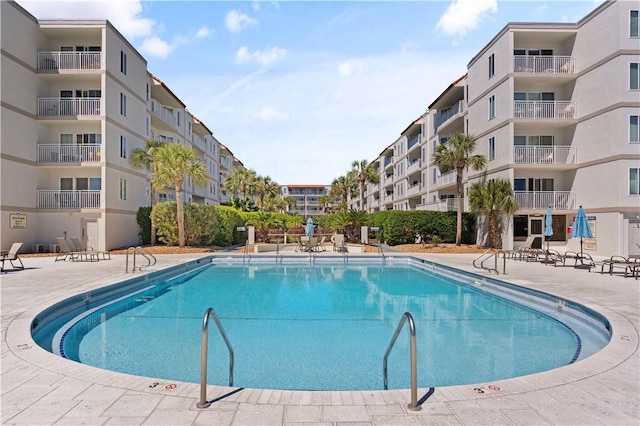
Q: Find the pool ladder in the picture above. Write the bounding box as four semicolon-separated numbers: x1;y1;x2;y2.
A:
197;307;234;409
125;246;157;273
472;249;507;274
383;312;421;411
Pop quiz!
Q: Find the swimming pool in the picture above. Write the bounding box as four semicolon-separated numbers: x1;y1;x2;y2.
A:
32;255;611;391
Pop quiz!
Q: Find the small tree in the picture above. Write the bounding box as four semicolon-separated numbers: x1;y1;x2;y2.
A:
151;143;206;247
431;133;486;245
350;159;379;212
468;178;519;248
130;139;163;245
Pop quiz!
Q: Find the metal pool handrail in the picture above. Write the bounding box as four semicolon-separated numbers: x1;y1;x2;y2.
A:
197;307;235;409
383;312;421;411
125;246;157;273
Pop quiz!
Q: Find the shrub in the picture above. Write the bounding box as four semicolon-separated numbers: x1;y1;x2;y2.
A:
136;207;152;245
151;202;218;246
212;205;246;246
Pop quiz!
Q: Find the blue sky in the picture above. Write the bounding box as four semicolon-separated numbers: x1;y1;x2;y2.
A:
19;0;600;185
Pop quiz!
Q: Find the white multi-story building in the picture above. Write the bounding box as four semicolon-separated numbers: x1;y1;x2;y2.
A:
0;1;242;252
280;185;329;217
357;0;640;256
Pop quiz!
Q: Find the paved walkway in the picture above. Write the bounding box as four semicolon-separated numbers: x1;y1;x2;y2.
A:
1;252;638;425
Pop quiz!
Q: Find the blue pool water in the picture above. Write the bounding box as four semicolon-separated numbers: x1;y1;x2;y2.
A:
32;257;610;391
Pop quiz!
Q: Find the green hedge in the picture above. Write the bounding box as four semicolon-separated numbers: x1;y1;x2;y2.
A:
136;206;475;247
369;210;475;246
150;202;218;246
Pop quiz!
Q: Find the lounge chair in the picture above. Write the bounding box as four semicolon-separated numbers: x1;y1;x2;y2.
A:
294;235;303;252
70;237;110;260
507;235;536;260
332;234;346;252
317;236;327;252
1;242;24;272
593;255;640;276
56;237;98;262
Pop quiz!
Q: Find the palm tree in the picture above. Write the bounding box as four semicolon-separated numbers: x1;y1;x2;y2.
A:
254;175;279;211
281;196;297;213
130;139;163;245
318;194;333;214
431;133;487;245
350;160;379;212
151;143;206;247
330;174;356;213
468;178;519;248
223;168;257;201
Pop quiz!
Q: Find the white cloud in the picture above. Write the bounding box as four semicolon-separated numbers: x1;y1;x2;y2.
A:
18;0;154;39
338;60;364;77
139;37;172;59
235;46;288;68
196;26;213;39
436;0;497;40
255;106;289;122
225;9;258;33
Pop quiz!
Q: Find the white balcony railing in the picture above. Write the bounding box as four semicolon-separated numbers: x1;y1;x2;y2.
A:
436;170;456;187
514;55;575;74
38;98;101;116
407;184;421;196
37;190;101;209
514;146;577;164
514;101;575;119
150;99;176;128
192;134;206;150
38;52;102;70
434;100;465;132
407;159;421;174
37;144;101;163
514;191;575;210
416;198;456;212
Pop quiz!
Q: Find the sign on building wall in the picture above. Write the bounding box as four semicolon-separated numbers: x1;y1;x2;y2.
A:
9;213;27;229
584;216;597;250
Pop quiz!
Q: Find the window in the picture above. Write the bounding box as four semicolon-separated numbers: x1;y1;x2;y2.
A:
488;137;495;160
631;63;640;90
119;178;127;200
188;121;192;135
631;10;639;37
631;168;640;195
146;83;150;101
631;115;639;143
146;117;150;136
488;53;495;78
120;135;127;158
120;50;127;75
488;95;496;119
120;93;127;116
177;110;181;126
76;134;101;144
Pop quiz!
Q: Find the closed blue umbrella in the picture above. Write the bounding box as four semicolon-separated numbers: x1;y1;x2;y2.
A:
544;207;554;250
305;217;314;237
570;205;592;259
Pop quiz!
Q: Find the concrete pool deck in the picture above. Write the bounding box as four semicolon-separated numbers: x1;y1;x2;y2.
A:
1;252;638;425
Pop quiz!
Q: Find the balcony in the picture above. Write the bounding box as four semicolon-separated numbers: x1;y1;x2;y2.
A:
407;134;420;151
514;146;577;165
384;156;393;167
515;191;575;210
514;101;575;119
38;52;102;70
407;158;421;174
37;190;101;209
150;99;176;128
436;170;456;187
37;144;101;163
514;56;575;74
192;134;206;151
407;183;421;197
37;98;101;117
417;198;456;212
434;100;465;133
